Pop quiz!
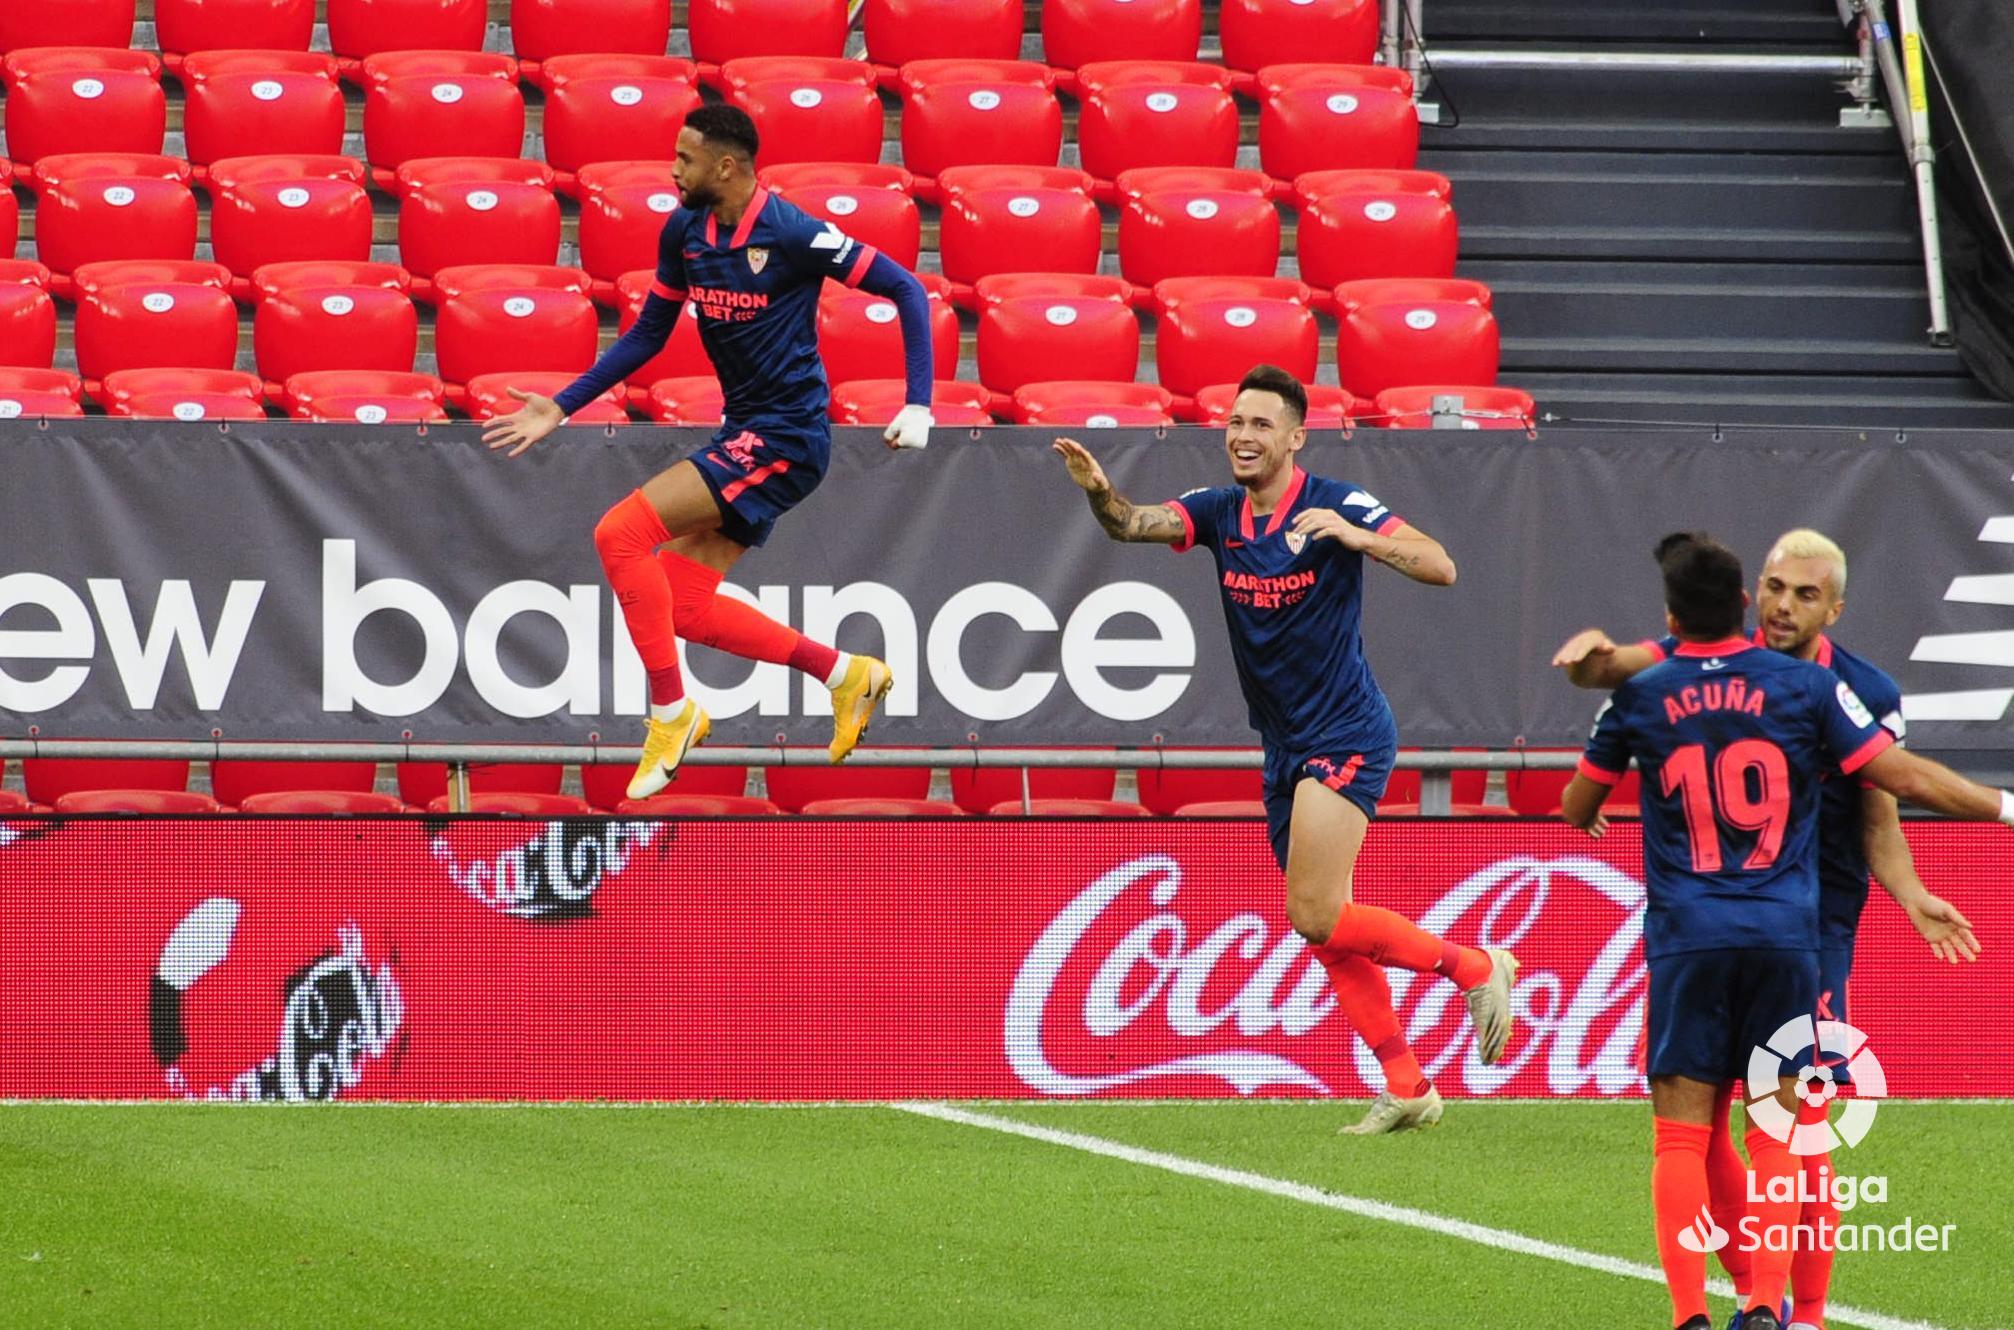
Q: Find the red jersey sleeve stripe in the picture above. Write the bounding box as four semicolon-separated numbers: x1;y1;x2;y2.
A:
649;280;686;302
1637;638;1668;663
1576;757;1625;787
1838;729;1895;776
843;243;880;288
1374;514;1405;536
1167;499;1196;553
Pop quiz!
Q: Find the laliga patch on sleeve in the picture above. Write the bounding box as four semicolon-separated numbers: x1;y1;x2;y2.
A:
1836;679;1875;729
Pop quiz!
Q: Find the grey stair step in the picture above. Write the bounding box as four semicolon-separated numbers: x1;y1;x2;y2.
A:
1457;224;1917;264
1443;168;1911;237
1501;335;1966;376
1424;65;1862;130
1425;0;1846;45
1422;148;1902;180
1424;120;1896;155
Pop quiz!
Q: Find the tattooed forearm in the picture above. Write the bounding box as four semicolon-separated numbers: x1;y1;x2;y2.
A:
1086;487;1185;544
1373;541;1423;571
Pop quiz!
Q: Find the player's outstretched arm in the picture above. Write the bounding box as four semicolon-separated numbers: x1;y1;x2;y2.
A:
1861;784;1981;963
1551;629;1659;690
1859;745;2014;827
1289;511;1456;586
1051;437;1187;544
482;288;683;458
1558;774;1611;838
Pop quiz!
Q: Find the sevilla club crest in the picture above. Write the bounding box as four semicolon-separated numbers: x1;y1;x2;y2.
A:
747;246;769;274
1285;531;1307;554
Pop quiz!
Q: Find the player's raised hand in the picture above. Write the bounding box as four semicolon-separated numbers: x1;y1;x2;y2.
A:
1552;629;1619;670
1052;436;1112;493
1290;508;1375;550
481;388;565;459
883;403;933;451
1906;891;1981;964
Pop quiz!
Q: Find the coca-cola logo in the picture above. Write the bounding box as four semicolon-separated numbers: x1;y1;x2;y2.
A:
1006;853;1648;1098
428;819;663;919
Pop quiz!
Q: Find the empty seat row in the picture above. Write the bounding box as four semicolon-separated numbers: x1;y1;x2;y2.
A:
0;2;1382;81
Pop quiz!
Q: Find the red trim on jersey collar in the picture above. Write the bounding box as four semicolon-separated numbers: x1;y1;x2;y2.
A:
1746;626;1835;667
1671;637;1753;658
730;185;769;249
1238;466;1307;540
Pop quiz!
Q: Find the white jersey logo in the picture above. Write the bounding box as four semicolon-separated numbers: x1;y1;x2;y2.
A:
1836;680;1875;729
808;222;848;251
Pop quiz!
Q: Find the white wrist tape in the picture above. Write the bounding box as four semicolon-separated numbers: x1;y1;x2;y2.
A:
1999;789;2014;827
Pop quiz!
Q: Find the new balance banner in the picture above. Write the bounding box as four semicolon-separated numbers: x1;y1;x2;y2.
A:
3;816;2009;1100
4;423;2014;747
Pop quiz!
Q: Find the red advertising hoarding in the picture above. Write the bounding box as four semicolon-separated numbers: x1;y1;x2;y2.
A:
1;817;2006;1101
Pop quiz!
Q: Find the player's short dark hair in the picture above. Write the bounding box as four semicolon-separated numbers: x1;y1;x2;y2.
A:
684;104;759;163
1236;364;1307;425
1656;531;1745;639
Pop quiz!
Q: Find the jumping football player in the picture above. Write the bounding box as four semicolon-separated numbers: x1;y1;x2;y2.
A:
1553;529;1976;1329
1557;532;2014;1330
482;105;935;798
1053;363;1519;1136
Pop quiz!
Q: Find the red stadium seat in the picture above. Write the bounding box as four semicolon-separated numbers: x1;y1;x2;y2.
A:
54;790;222;814
714;56;875;99
616;794;783;816
28;149;188;190
426;791;595;816
1219;0;1380;76
1192;380;1363;427
396;762;563;805
1114;166;1280;287
97;366;263;413
1134;753;1262;814
1152;275;1319;398
1042;0;1201;70
1172;799;1266;817
987;798;1152;817
303;395;449;423
798;798;965;817
1294;171;1458;289
74;283;238;383
434;286;599;388
1074;62;1239;182
466;371;630;422
238;790;410;814
155;0;316;62
3;65;165;166
764;761;933;812
728;78;884;168
180;60;345;165
398;180;561;280
642;376;725;423
31;174;197;278
389;154;554;198
246;258;410;307
0;286;57;367
0;390;83;418
0;366;81;400
201;152;370;192
1291;167;1450;211
899;68;1063;187
209;179;374;279
0;4;137;53
935;165;1100;290
575;163;682;286
328;0;487;63
427;263;592;302
0;790;37;813
1333;277;1498;398
687;0;849;66
611;271;713;390
357;50;517;88
253;285;419;387
972;273;1140;394
894;58;1054;99
510;0;672;69
541;53;700;90
279;367;444;416
1010;380;1176;426
1258;65;1420;181
949;760;1117;813
0;48;159;86
542;71;702;177
863;0;1021;72
0;165;16;256
830;378;996;426
113;392;268;420
760;164;921;271
1507;758;1638;817
68;257;230;300
817;285;961;388
582;761;745;809
1372;384;1535;430
22;758;189;804
0;256;47;286
364;73;527;174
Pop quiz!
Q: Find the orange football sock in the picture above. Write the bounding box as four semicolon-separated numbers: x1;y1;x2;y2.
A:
1745;1123;1802;1314
1652;1117;1714;1327
1789;1097;1837;1329
1705;1083;1754;1297
1327;902;1492;988
595;491;680;705
656;550;841;679
1314;945;1429;1098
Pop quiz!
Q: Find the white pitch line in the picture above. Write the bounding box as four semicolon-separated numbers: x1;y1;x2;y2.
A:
892;1101;1952;1330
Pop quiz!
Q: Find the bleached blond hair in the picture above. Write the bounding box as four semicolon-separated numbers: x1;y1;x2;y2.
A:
1766;528;1847;597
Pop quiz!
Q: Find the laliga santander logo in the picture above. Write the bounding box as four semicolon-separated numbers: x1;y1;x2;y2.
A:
1675;1204;1731;1254
151;897;403;1102
1004;852;1648;1097
1747;1016;1888;1155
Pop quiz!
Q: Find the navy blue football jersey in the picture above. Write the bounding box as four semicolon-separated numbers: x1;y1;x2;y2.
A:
647;185;882;422
1168;468;1403;753
1582;637;1895;960
1647;631;1906;949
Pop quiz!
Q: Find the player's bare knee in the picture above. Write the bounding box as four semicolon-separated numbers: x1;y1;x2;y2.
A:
1284;885;1336;944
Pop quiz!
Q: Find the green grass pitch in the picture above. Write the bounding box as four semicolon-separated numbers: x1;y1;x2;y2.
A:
1;1101;2004;1329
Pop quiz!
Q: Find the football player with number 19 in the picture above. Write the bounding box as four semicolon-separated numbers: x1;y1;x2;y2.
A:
1054;363;1520;1137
